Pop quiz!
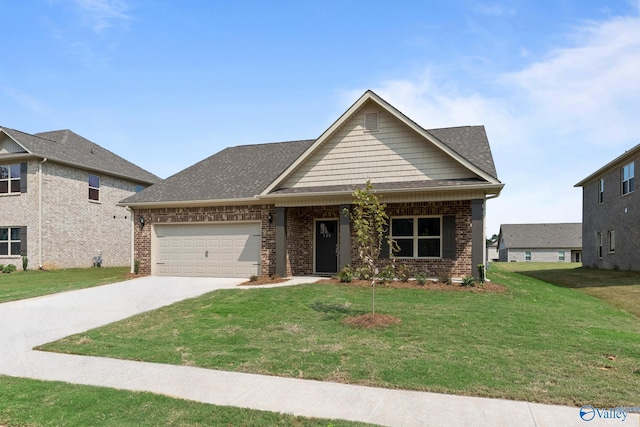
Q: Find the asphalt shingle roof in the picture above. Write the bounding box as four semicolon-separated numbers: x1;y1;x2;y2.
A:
1;127;161;184
499;223;582;249
121;139;316;204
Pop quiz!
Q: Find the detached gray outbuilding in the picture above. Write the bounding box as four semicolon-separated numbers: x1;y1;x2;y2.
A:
498;223;582;263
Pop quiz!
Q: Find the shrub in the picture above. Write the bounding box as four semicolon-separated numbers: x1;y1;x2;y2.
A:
338;265;353;283
249;275;258;282
397;264;413;282
0;264;4;272
438;273;451;285
134;260;140;275
477;263;485;283
461;276;476;287
377;265;395;283
3;264;17;274
22;256;28;271
356;266;373;280
414;271;428;285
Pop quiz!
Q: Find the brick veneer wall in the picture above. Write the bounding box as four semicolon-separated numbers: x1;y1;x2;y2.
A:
285;200;473;278
134;200;473;278
133;204;275;276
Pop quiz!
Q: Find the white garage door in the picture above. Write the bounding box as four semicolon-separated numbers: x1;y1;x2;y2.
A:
155;223;261;278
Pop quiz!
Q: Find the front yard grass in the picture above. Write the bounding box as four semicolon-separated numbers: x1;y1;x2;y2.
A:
0;267;129;303
0;375;372;427
39;264;640;408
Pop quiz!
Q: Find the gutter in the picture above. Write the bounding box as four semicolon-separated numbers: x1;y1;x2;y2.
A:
38;158;48;269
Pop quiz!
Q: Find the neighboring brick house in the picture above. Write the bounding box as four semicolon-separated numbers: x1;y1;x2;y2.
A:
0;127;161;269
121;91;504;279
497;223;582;263
575;143;639;270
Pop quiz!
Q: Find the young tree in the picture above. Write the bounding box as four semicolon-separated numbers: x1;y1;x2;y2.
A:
344;181;393;314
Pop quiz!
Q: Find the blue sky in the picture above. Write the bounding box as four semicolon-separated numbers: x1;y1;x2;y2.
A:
2;0;640;235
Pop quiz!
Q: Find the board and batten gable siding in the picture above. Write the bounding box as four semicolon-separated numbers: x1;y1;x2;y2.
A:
0;133;27;154
281;102;477;189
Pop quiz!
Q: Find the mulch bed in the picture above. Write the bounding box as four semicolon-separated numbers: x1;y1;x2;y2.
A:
343;313;402;329
317;277;507;293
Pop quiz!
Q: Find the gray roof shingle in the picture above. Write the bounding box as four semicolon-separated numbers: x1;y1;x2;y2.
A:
428;126;498;179
121;139;315;204
1;127;161;184
499;223;582;249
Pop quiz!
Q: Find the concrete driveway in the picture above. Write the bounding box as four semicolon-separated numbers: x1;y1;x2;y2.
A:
0;276;636;427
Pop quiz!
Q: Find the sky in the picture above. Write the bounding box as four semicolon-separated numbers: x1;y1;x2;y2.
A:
2;0;640;236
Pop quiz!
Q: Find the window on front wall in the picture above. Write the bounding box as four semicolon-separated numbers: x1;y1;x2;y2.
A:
0;164;21;194
88;174;100;201
525;250;531;261
596;232;603;258
558;251;565;261
390;217;441;258
608;230;615;253
598;178;604;204
0;227;20;256
622;161;634;195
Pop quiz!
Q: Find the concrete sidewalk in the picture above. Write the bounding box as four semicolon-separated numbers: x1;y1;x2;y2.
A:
0;276;637;427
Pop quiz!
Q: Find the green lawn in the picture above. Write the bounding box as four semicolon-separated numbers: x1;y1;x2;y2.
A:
0;375;371;427
494;262;640;318
0;267;130;303
39;264;640;408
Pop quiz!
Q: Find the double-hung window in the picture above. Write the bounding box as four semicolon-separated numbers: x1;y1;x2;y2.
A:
608;230;616;253
596;232;603;259
598;178;604;204
88;174;100;201
558;251;565;261
0;164;21;194
0;227;20;256
525;250;531;261
391;217;441;258
622;162;634;195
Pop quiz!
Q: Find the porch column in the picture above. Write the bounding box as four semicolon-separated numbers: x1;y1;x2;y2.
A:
339;204;351;271
471;199;485;279
275;207;287;277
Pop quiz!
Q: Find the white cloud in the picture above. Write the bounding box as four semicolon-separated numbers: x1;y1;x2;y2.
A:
70;0;131;33
346;7;640;233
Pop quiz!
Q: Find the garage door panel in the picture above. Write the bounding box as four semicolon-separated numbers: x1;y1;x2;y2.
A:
155;223;260;278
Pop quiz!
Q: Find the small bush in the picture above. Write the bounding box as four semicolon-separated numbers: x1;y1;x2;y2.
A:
477;263;485;283
377;265;395;283
461;276;476;287
438;273;451;285
397;264;413;282
249;275;258;282
338;265;353;283
3;264;17;274
134;260;140;275
414;271;428;285
22;256;28;271
356;266;373;280
0;264;4;272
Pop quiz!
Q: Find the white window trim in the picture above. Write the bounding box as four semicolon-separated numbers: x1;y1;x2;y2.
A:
390;216;442;259
525;250;531;261
0;164;21;195
596;232;603;259
558;251;565;261
0;227;21;256
598;178;604;204
88;174;100;202
622;161;634;196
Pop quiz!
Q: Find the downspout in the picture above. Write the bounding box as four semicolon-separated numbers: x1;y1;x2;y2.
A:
38;158;48;269
126;207;134;274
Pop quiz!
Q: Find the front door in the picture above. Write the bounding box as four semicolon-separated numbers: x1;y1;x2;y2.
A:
315;220;338;274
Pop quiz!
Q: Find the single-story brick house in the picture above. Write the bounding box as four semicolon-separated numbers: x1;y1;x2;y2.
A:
497;223;582;263
121;91;504;279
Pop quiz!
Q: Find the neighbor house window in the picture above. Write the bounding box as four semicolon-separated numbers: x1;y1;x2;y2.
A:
0;164;21;194
598;178;604;204
0;227;20;256
597;232;603;258
608;230;616;253
558;251;565;261
525;250;531;261
88;174;100;201
390;217;441;258
622;162;634;195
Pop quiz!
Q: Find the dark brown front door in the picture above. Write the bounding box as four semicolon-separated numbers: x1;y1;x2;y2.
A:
315;220;338;274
